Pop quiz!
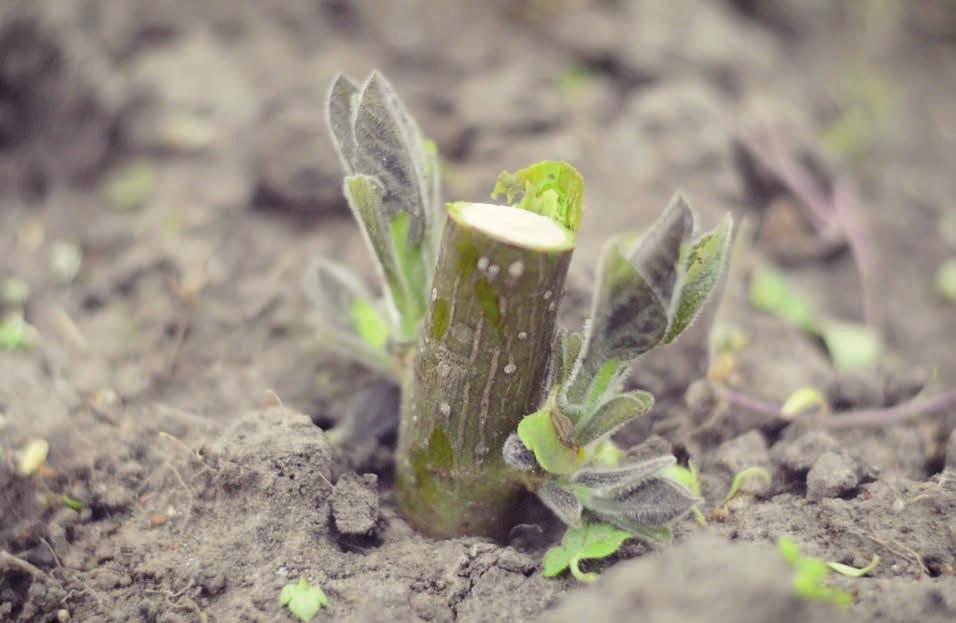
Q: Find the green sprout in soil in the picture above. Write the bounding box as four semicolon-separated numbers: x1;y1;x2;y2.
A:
778;537;879;607
307;71;732;542
279;577;328;622
666;462;769;526
0;310;38;351
542;520;636;583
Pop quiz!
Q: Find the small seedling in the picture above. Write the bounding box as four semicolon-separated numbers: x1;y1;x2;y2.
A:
828;555;880;578
62;495;86;512
749;266;882;371
778;537;855;607
307;71;731;542
279;577;328;622
542;521;636;583
720;466;771;506
780;387;829;418
0;311;38;351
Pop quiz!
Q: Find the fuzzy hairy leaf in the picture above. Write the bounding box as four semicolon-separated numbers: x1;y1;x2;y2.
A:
327;74;359;174
342;175;426;340
631;193;693;305
351;72;430;246
542;522;631;582
557;330;583;387
327;72;439;341
564;237;669;405
492;161;584;232
571;390;654;447
582;476;698;527
502;432;539;472
302;255;388;349
571;455;676;495
538;479;583;527
517;404;583;476
664;213;734;343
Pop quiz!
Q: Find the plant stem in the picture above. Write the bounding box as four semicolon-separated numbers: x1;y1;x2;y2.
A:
715;384;956;430
396;202;575;538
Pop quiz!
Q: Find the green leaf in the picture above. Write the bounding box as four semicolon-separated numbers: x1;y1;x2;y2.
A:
572;391;654;447
349;300;389;349
279;578;328;622
563;237;668;405
572;455;676;496
827;555;880;577
327;74;360;174
664;213;733;343
492;161;584;232
351;72;432;248
632;193;693;306
557;330;583;387
749;267;818;332
517;403;583;476
720;466;771;506
542;522;632;583
666;462;705;526
327;71;440;342
582;476;698;527
0;311;37;351
778;537;854;607
781;387;828;417
820;322;882;371
538;479;583;527
62;495;86;512
935;257;956;303
342;175;425;341
589;440;626;467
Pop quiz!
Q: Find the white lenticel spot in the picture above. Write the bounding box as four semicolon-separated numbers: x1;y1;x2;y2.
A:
508;261;524;278
431;287;438;301
440;402;451;416
504;362;517;375
488;264;500;279
543;290;552;300
477;257;490;271
548;301;556;311
518;331;528;340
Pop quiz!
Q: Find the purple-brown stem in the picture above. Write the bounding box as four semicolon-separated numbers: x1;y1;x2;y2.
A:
715;384;956;430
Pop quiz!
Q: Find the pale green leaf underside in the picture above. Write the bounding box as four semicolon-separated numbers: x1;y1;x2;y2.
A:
517;406;583;476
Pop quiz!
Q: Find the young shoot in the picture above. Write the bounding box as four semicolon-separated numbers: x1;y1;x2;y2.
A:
308;71;733;543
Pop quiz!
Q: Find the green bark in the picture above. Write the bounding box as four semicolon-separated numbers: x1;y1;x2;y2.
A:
396;202;575;538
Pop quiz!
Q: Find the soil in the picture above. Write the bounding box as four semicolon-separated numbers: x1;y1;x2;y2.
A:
2;1;956;622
